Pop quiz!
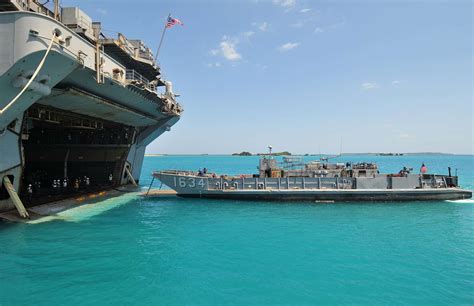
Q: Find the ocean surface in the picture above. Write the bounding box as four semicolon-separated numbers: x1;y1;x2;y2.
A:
1;154;473;305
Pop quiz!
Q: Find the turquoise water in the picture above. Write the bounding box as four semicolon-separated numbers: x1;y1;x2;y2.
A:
1;154;473;305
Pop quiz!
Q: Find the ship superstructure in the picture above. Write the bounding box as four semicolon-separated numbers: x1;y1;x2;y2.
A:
0;0;182;215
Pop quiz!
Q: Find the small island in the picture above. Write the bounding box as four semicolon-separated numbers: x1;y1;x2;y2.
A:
377;153;404;156
232;151;252;156
257;151;292;156
232;151;292;156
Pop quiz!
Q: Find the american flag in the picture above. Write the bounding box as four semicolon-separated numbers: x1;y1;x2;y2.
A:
166;16;184;28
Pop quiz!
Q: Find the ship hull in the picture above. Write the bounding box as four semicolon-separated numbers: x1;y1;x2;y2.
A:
0;11;181;213
177;188;472;202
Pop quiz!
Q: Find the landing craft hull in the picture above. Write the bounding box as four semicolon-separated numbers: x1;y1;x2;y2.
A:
177;189;472;202
154;172;472;202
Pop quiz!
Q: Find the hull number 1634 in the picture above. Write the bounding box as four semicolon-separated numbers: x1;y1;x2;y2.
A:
173;177;205;188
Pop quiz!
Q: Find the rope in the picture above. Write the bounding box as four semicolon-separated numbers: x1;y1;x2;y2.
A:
0;32;57;115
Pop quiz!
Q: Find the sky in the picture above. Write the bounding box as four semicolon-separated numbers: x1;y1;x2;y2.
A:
62;0;472;154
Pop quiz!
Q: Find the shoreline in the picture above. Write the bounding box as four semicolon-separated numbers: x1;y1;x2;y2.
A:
145;153;473;157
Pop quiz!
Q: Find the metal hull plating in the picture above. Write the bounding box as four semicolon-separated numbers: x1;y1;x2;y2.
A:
0;11;181;213
154;172;472;202
177;189;472;202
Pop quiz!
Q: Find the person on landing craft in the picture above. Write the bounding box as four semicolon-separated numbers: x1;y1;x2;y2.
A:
420;163;428;174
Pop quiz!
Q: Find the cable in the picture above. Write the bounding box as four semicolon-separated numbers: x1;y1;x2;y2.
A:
0;31;57;116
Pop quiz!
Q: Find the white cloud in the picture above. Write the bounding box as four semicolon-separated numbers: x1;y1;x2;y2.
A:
256;22;269;32
391;80;406;85
207;62;221;68
273;0;296;7
300;8;311;13
290;21;305;28
314;27;324;34
96;8;107;15
278;42;300;52
291;15;321;29
328;17;347;29
210;37;242;61
399;133;416;139
252;22;270;32
361;82;378;90
220;39;242;61
210;28;262;63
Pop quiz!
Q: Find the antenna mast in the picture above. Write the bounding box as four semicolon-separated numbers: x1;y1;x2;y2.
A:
53;0;60;21
339;136;343;157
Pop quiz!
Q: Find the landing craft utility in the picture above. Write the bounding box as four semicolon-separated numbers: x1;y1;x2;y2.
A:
153;151;472;202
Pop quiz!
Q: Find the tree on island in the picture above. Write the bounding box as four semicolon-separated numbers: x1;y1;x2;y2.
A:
232;151;252;156
232;151;292;156
256;151;292;156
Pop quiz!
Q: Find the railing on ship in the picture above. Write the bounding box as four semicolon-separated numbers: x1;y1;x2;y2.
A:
125;69;156;92
13;0;56;18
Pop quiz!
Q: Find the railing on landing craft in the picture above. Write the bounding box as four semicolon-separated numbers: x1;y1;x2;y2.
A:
125;69;156;92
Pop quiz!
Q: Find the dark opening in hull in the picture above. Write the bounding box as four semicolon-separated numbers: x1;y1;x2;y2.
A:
19;104;134;205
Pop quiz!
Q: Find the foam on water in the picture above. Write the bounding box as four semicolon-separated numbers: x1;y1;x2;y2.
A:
446;199;474;204
27;192;139;224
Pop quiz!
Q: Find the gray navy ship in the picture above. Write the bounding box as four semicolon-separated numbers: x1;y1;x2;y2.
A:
154;150;472;201
0;0;182;217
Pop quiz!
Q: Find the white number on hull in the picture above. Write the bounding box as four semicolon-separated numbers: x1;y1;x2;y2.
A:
173;177;205;188
198;179;205;188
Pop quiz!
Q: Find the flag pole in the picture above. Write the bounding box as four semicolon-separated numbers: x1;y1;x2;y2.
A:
155;13;171;62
